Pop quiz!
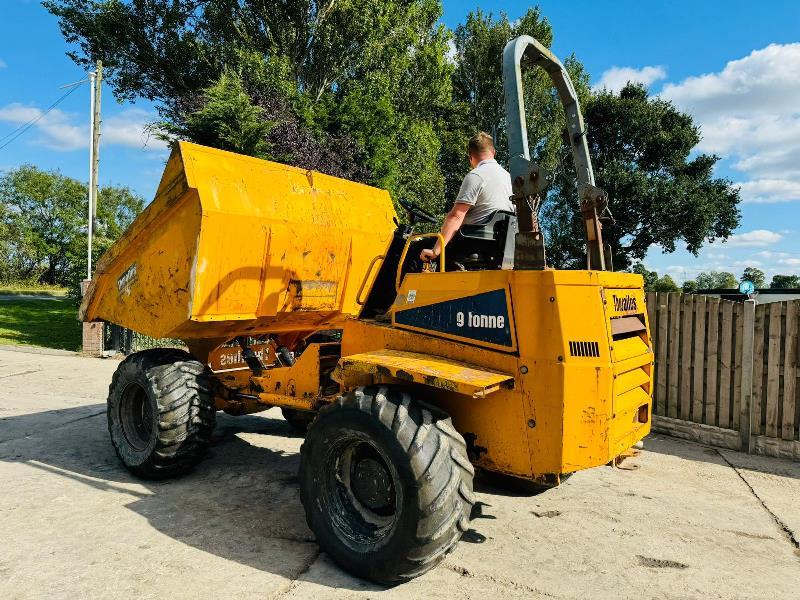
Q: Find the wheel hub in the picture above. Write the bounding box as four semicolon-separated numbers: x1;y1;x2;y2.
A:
119;382;153;451
351;457;393;511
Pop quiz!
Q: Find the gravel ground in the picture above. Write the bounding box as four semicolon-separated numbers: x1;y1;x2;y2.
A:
1;349;799;599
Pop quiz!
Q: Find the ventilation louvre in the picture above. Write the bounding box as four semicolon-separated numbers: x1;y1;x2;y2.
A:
569;340;600;358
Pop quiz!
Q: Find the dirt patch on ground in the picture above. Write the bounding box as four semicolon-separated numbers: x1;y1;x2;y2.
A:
637;556;689;569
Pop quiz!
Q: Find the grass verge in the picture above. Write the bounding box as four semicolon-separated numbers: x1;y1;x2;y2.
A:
0;283;68;297
0;297;81;351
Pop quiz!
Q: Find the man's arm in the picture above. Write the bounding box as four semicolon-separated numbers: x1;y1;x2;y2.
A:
420;202;471;261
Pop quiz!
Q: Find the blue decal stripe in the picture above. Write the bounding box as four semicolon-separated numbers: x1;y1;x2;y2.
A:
395;289;513;346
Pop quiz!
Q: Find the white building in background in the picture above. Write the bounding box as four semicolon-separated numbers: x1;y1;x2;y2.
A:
696;289;800;304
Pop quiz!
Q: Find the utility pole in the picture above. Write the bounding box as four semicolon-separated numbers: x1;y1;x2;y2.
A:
86;60;102;279
82;60;104;356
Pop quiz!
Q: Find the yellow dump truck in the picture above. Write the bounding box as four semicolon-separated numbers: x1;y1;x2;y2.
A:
81;36;652;584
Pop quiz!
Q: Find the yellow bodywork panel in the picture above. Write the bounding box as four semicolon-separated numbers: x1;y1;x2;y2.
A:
339;318;534;478
80;141;396;341
333;349;514;397
340;268;653;480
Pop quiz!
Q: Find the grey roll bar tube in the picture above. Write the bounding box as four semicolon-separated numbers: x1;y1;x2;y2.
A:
502;35;608;271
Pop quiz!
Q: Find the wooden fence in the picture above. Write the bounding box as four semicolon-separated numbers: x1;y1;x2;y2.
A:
646;292;800;460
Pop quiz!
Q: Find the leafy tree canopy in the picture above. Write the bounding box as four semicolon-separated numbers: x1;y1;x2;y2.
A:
632;262;658;291
544;83;740;270
682;280;699;294
741;266;766;288
631;262;679;292
652;274;679;292
770;274;800;289
0;165;143;295
692;271;738;290
45;0;453;214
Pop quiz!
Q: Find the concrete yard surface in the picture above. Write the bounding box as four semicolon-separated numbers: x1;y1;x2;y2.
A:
1;349;799;599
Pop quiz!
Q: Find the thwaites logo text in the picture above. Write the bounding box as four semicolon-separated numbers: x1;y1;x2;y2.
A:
612;294;638;312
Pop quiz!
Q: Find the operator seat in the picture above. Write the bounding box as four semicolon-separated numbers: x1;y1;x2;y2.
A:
445;210;517;271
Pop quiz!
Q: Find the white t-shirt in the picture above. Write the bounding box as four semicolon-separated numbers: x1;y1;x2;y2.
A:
455;159;514;225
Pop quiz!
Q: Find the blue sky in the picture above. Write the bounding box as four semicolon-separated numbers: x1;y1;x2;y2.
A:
1;0;799;282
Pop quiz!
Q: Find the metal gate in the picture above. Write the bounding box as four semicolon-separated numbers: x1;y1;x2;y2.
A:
103;323;184;355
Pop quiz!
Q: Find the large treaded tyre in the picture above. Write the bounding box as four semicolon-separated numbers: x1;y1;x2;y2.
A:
107;348;216;479
299;385;475;585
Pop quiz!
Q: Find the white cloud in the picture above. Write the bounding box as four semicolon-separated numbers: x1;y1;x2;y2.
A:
104;108;168;151
0;59;7;69
0;104;83;150
661;44;800;119
595;65;667;93
752;251;789;261
737;178;800;204
644;44;800;282
696;114;800;161
0;103;167;152
661;43;800;204
778;257;800;268
717;229;783;247
732;259;761;267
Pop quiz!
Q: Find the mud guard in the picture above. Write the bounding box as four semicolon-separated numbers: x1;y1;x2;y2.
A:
333;349;514;398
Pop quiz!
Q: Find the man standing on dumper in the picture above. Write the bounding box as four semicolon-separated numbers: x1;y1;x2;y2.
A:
420;131;514;262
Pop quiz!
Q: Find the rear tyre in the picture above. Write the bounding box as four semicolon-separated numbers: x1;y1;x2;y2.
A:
299;386;475;585
107;348;216;479
281;407;315;435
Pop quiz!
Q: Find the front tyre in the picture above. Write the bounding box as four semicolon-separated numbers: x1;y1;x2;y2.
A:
107;348;216;479
299;386;475;585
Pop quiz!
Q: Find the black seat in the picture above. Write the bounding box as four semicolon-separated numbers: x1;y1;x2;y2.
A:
446;210;517;271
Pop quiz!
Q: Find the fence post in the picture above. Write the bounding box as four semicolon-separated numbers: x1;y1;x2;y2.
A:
739;299;756;453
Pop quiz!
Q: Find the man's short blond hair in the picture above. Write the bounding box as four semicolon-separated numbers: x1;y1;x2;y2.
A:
468;131;495;156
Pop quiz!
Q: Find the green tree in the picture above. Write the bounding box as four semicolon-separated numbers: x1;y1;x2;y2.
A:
448;9;589;200
653;274;679;293
45;0;452;215
543;84;740;270
741;266;766;289
0;197;42;283
682;280;699;294
0;165;87;284
631;262;679;292
695;271;738;290
0;166;143;293
64;184;144;297
46;0;423;108
330;9;454;214
163;72;273;158
632;262;658;291
770;274;800;289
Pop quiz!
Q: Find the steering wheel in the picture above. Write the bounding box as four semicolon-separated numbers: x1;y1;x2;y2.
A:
399;198;438;225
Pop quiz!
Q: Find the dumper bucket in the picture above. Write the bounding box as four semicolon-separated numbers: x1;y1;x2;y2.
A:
80;142;397;341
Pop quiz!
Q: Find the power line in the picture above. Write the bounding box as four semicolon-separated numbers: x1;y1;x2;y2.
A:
0;80;86;145
0;83;84;151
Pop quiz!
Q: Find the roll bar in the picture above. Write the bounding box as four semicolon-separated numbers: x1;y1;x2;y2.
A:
502;35;609;271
